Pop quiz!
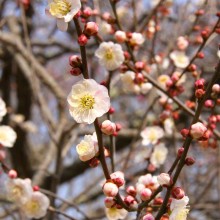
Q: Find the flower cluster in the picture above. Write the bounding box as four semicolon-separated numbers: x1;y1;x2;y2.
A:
5;177;49;219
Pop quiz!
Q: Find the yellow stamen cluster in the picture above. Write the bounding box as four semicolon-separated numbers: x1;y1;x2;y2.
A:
80;95;95;110
49;0;71;17
25;200;40;213
105;48;114;60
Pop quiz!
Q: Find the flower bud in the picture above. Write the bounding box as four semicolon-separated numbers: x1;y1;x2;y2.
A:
110;171;125;187
116;123;122;132
135;61;145;71
195;79;205;89
103;182;118;197
69;55;82;68
153;197;163;205
140;188;152;201
101;120;117;135
84;22;99;36
204;100;214;108
180;128;189;138
104;197;116;208
212;84;220;94
195;89;205;98
33;185;39;191
70;67;82;76
177;147;184;157
124;195;135;206
172;187;185;199
157;173;171;187
82;7;92;18
190;122;207;139
78;34;88;46
115;30;127;43
143;213;155;220
134;73;145;84
126;186;136;197
196;52;204;59
185;157;195;166
108;107;115;114
8;169;17;179
89;157;100;167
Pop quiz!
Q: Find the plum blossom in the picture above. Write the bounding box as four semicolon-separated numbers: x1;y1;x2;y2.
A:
170;51;189;68
177;36;189;50
67;79;110;124
150;143;168;168
141;126;164;146
103;182;118;197
157;173;171;186
0;126;17;147
170;196;189;220
5;178;33;204
129;32;145;46
0;97;6;122
21;191;50;219
95;42;124;71
101;120;117;136
190;122;207;139
76;133;98;161
120;71;152;94
163;118;174;135
106;207;128;220
46;0;81;31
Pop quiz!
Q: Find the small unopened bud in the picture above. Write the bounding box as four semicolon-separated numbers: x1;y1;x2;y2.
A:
177;147;184;157
204;100;214;108
143;213;155;220
190;122;207;139
103;182;118;197
84;22;99;36
140;188;152;201
157;173;172;187
134;73;145;84
115;30;127;43
89;157;100;167
185;157;195;166
33;185;39;191
195;89;205;98
195;79;205;89
172;187;185;199
101;120;117;135
78;34;88;46
126;186;136;197
8;169;17;179
110;171;125;187
195;9;204;16
212;84;220;94
188;64;197;72
70;67;82;76
104;197;116;208
82;7;92;18
108;107;115;114
69;55;82;67
135;61;145;71
116;123;122;132
153;197;163;205
180;128;189;138
201;30;209;39
196;52;204;59
124;195;135;206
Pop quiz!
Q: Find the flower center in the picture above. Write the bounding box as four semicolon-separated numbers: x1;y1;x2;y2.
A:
0;132;7;141
12;186;22;198
80;94;95;110
175;208;189;220
105;48;114;60
49;0;71;17
26;200;40;213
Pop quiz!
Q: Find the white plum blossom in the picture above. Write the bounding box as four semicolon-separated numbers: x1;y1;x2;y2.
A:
164;118;174;135
157;74;170;90
170;51;190;69
157;173;171;186
0;97;6;122
21;191;50;219
217;50;220;58
150;143;168;168
170;196;189;220
99;21;112;36
120;71;152;95
67;79;110;124
5;178;33;204
95;42;125;71
46;0;81;31
141;126;164;146
106;207;128;220
76;133;98;161
129;32;145;46
0;126;17;147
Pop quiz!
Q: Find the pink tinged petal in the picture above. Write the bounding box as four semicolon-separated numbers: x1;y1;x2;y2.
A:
45;7;53;18
57;19;68;32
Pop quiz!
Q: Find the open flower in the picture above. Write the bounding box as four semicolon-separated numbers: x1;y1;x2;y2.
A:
129;32;145;46
0;97;6;122
76;133;98;161
141;126;164;146
0;126;17;147
46;0;81;31
170;51;189;68
67;79;110;124
5;178;33;204
21;191;50;219
95;42;124;71
106;207;128;220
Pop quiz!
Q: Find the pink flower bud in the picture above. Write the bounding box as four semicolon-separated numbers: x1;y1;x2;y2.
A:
177;147;184;157
134;73;145;84
115;30;127;43
185;157;195;166
172;187;185;199
140;188;152;201
89;157;100;168
103;182;118;197
101;120;117;135
157;173;171;187
84;22;99;36
69;55;82;68
78;34;88;46
70;67;82;76
108;107;115;114
110;171;125;187
135;61;145;71
116;123;122;132
212;84;220;94
190;122;207;139
8;169;17;179
177;36;189;50
153;197;163;205
124;195;135;206
195;79;205;89
104;197;116;208
180;128;189;138
195;88;205;98
33;185;39;191
143;213;155;220
204;100;214;108
82;7;92;18
126;186;136;197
